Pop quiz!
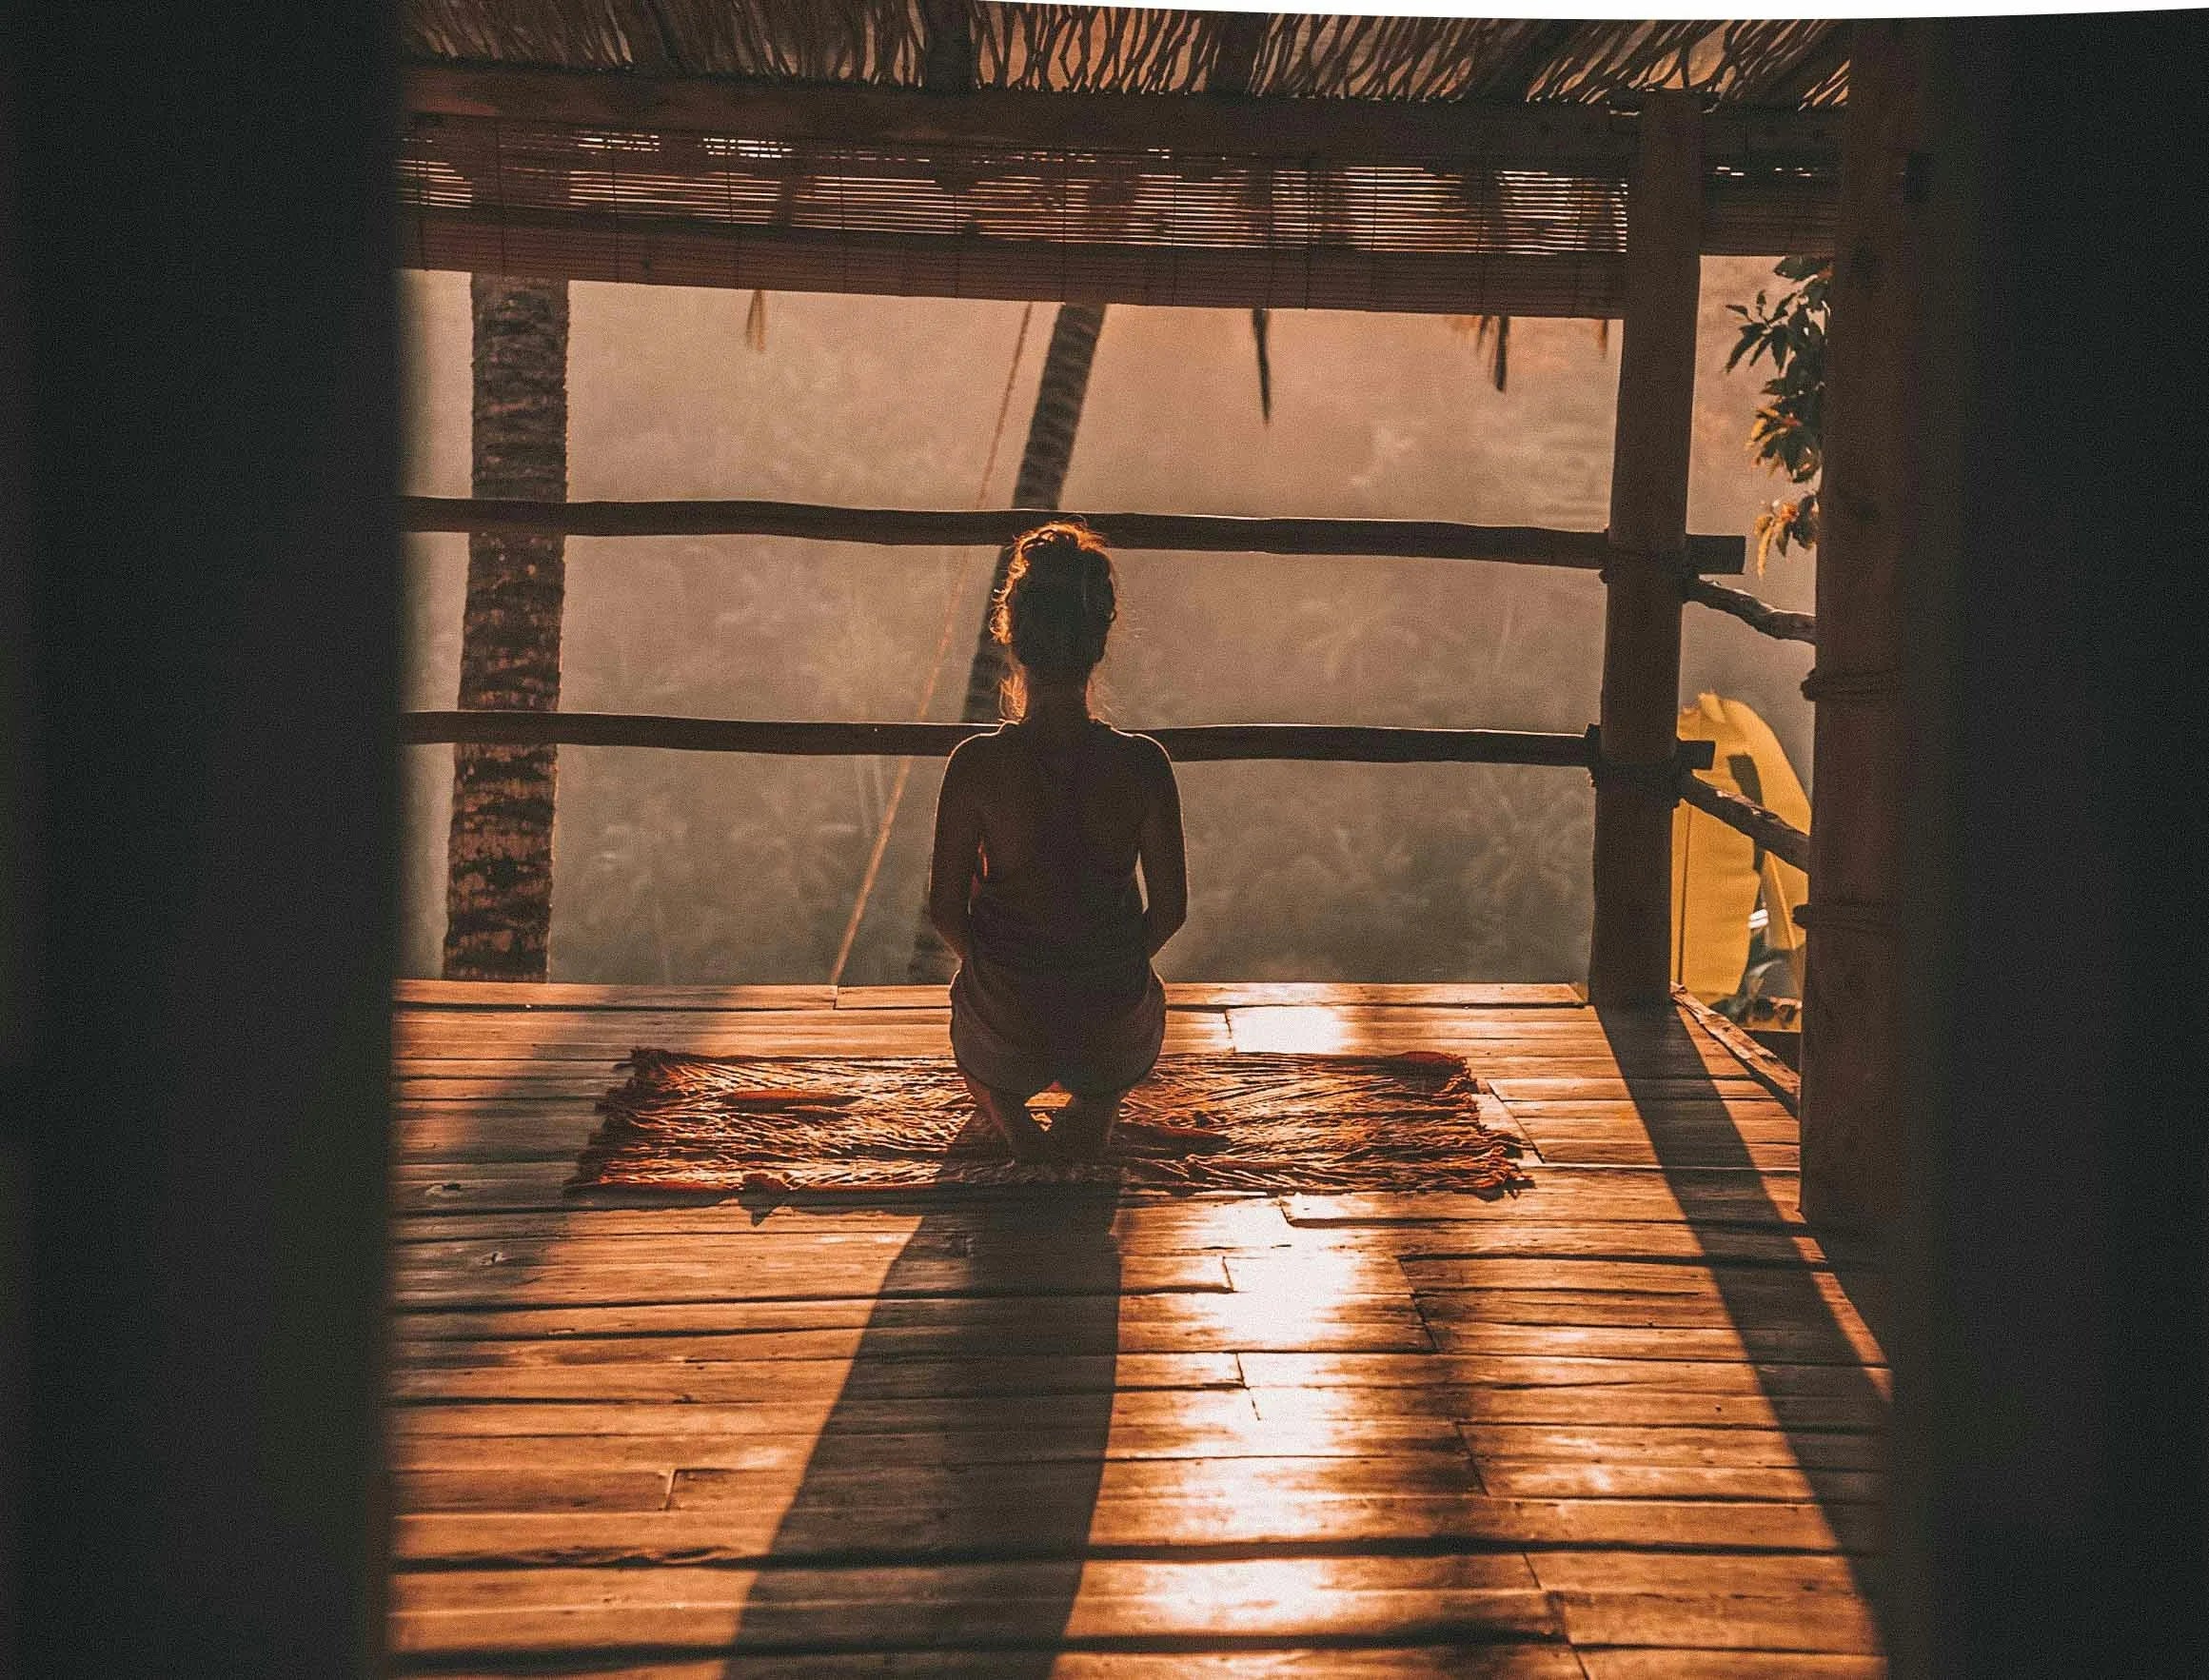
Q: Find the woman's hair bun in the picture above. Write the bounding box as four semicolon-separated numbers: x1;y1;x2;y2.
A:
990;521;1117;692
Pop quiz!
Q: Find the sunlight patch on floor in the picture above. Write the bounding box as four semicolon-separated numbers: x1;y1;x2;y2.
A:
1226;1005;1358;1054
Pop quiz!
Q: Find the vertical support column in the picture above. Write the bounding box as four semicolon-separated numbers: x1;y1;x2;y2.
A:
1892;17;2209;1674
1798;26;1918;1236
1588;92;1703;1006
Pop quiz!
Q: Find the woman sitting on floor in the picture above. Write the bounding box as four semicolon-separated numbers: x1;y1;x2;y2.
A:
926;521;1188;1164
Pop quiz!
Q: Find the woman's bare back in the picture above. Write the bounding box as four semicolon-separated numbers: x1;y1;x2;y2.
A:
931;721;1186;967
966;721;1156;882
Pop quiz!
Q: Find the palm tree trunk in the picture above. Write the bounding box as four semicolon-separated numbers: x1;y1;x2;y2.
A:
908;301;1107;980
442;276;567;980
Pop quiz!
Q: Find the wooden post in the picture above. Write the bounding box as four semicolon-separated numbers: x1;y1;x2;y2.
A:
1892;17;2209;1672
1588;92;1703;1006
1798;25;1917;1237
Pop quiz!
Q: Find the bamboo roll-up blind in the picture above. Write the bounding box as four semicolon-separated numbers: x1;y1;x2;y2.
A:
399;111;1835;310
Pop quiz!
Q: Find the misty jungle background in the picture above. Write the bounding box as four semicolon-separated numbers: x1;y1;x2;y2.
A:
399;257;1815;984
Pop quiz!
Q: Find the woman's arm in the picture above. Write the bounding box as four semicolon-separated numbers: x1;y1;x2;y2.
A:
925;742;986;964
1134;741;1188;959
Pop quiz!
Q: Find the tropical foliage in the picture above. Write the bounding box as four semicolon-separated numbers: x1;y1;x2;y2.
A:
1726;254;1828;569
402;277;1819;986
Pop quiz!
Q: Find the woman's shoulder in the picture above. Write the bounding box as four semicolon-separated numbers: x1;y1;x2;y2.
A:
943;724;1020;781
1095;724;1174;780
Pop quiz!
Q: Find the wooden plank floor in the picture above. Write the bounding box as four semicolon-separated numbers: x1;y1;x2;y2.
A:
385;981;1888;1677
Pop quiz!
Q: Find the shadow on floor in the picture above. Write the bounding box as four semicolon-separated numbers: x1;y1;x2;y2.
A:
1595;1004;1894;1642
718;1184;1123;1675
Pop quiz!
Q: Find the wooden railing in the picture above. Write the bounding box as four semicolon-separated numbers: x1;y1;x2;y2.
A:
1675;767;1812;870
1681;574;1817;644
401;496;1750;575
404;710;1700;772
414;487;1815;989
1668;570;1816;862
411;708;1833;865
407;705;1809;885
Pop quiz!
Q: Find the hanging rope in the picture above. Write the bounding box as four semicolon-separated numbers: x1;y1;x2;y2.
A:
825;302;1035;987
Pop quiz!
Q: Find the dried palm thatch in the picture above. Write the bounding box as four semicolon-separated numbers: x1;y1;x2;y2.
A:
404;6;1846;109
572;1048;1530;1195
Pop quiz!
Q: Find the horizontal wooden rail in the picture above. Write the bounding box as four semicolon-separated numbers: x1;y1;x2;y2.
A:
405;208;1632;321
1683;575;1817;642
402;710;1598;767
1677;770;1812;871
400;497;1747;575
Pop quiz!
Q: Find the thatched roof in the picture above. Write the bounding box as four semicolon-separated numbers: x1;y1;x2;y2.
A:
398;7;1846;315
403;7;1846;107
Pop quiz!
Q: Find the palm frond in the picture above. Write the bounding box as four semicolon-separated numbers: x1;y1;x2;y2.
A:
1445;314;1511;390
1250;307;1273;423
1477;314;1509;391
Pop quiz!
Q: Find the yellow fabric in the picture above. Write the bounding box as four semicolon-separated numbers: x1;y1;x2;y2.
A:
1671;693;1812;1002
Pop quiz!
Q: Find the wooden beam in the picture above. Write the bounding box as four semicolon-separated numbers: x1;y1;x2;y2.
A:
1588;91;1704;1007
398;496;1747;575
1682;576;1817;643
400;712;1596;767
398;70;1839;306
402;62;1846;230
404;60;1645;161
399;207;1634;321
401;61;1841;171
1676;773;1812;872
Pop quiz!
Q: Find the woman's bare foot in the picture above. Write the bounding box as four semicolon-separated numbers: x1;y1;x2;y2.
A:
1049;1093;1122;1163
962;1076;1053;1164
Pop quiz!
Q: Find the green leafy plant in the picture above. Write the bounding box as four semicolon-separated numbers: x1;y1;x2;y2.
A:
1726;254;1828;569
